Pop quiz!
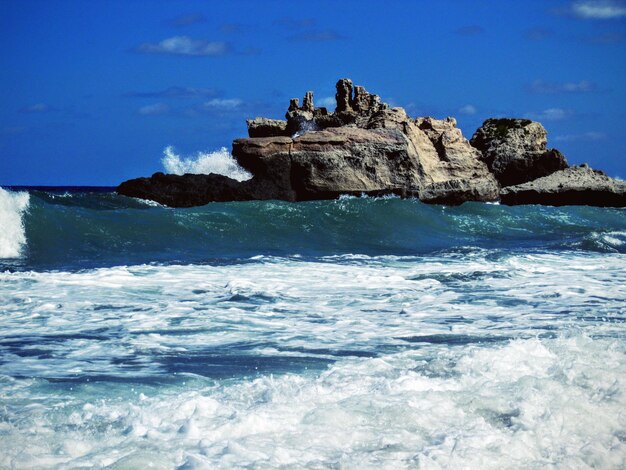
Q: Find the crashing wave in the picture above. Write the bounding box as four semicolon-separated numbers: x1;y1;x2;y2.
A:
0;187;30;258
161;146;252;181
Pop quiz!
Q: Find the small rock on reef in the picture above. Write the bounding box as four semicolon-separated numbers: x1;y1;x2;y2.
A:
500;164;626;207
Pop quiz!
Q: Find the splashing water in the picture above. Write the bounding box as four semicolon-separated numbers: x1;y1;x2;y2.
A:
293;119;320;138
0;187;30;258
161;146;252;181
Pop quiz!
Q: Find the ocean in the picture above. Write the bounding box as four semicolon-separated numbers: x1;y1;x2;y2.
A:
1;185;625;468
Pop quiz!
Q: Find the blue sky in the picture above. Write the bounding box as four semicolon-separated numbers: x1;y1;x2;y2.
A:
1;0;625;185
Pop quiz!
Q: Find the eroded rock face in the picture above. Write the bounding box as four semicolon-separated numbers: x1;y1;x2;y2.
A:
500;164;626;207
120;78;616;208
470;118;568;187
232;97;499;204
119;78;501;206
246;118;289;138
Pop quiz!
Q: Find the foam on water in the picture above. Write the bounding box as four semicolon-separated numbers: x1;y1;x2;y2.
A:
161;146;252;181
0;187;30;258
1;251;625;468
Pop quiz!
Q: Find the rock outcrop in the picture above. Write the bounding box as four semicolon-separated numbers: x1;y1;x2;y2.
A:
117;78;620;208
246;118;289;138
500;164;626;207
119;78;500;206
470;118;568;187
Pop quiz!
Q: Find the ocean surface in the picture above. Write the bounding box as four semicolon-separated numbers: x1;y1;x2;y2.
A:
1;185;625;469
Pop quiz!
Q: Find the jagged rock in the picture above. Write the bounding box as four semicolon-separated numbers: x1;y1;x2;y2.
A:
302;91;314;113
231;106;499;204
246;118;289;138
285;92;316;135
414;117;500;202
500;164;626;207
335;78;353;113
120;78;617;208
352;85;386;116
471;118;568;186
119;78;500;206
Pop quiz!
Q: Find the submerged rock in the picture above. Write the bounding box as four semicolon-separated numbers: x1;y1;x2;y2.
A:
500;165;626;207
471;118;568;187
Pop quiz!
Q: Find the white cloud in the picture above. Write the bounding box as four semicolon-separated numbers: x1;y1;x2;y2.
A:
458;104;477;115
201;98;243;110
138;103;170;115
572;1;626;19
525;108;574;121
542;108;571;120
126;87;219;99
316;96;336;109
136;36;229;56
529;79;596;94
554;131;607;142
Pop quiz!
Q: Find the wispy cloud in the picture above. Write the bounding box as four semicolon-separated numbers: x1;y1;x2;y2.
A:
554;131;607;142
288;30;345;42
138;103;170;115
525;27;552;40
571;0;626;19
168;13;207;27
125;86;220;99
20;103;55;113
136;36;230;56
199;98;243;111
525;108;574;121
528;79;596;94
458;104;477;115
455;25;484;36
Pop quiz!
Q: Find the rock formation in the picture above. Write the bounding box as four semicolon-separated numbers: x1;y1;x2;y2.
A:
470;118;568;187
117;78;625;208
246;118;289;138
233;80;499;203
500;164;626;207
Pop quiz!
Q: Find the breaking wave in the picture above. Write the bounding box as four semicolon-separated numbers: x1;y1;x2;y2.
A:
0;187;29;258
3;190;626;271
161;146;252;181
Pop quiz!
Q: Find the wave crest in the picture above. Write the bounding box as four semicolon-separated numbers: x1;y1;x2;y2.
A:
161;146;252;181
0;187;30;258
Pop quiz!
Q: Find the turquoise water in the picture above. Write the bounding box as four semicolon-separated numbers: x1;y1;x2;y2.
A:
1;187;625;468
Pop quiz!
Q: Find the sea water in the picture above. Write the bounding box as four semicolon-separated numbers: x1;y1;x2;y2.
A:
0;186;625;468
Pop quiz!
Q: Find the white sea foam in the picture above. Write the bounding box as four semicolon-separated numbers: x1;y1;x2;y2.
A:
0;187;29;258
161;146;252;181
0;252;625;468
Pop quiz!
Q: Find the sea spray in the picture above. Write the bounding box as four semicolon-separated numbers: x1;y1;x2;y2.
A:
161;146;252;181
0;187;29;258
